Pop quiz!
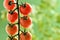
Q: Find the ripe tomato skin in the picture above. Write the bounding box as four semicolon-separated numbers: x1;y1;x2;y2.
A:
6;24;18;36
19;3;32;16
20;16;32;28
3;0;16;10
20;32;32;40
7;11;18;24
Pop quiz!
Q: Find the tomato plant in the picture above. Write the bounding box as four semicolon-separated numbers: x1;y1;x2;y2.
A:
3;0;32;40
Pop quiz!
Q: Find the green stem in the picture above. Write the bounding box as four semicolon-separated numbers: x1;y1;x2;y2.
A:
16;0;20;40
24;28;26;33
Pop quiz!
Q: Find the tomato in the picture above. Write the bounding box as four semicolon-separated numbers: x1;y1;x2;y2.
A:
20;32;32;40
3;0;16;10
20;16;32;28
6;24;18;36
19;3;32;16
7;11;18;24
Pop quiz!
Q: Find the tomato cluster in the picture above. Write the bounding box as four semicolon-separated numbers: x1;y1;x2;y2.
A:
20;3;32;28
20;3;32;40
3;0;32;40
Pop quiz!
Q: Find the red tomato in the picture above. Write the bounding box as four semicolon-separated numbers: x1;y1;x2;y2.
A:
20;32;32;40
19;3;32;16
3;0;16;10
20;16;32;28
6;24;18;36
7;11;18;24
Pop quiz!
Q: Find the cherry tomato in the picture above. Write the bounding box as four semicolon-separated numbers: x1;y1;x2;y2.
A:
3;0;16;10
20;32;32;40
19;3;32;16
6;24;18;36
7;11;18;24
20;16;32;28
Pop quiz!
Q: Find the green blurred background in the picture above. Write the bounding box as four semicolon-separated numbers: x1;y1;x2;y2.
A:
0;0;60;40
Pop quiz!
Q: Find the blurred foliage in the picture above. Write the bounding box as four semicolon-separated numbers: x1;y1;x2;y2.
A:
0;0;60;40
